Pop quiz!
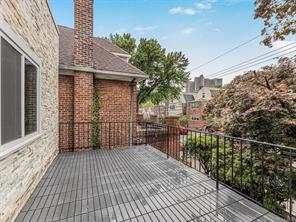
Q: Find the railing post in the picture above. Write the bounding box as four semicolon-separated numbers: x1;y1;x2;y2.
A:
289;149;292;221
216;134;219;190
109;122;111;149
145;122;148;146
166;126;169;159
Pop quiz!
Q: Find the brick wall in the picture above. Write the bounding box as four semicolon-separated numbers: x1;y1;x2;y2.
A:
59;77;137;150
95;79;137;148
73;73;93;150
165;116;179;126
0;1;59;221
187;100;207;130
145;128;181;160
59;75;74;151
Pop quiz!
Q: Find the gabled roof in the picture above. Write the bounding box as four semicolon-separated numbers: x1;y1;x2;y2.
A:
58;25;145;76
183;94;195;102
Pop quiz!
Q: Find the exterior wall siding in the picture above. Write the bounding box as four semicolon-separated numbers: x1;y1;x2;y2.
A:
0;1;59;222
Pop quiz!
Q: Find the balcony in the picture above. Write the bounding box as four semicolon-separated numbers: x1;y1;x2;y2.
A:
16;122;295;221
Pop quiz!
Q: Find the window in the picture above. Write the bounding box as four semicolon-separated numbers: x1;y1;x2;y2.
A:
191;115;199;121
169;105;175;110
25;59;37;135
0;25;40;153
191;102;199;109
202;92;206;99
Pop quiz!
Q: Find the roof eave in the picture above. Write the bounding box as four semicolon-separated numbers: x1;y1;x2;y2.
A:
59;64;148;81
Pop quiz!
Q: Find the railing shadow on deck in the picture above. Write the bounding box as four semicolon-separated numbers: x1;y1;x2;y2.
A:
59;121;296;221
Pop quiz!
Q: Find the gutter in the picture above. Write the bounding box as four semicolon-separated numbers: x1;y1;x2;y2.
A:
59;64;147;81
129;79;136;145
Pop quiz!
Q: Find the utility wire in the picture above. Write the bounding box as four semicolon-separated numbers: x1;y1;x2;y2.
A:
205;49;296;79
189;34;261;72
205;43;296;78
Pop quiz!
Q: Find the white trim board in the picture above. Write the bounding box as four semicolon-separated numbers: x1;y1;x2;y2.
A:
59;65;147;81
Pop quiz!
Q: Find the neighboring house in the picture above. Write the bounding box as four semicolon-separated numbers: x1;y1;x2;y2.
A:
195;86;221;100
166;93;197;117
185;74;222;93
186;87;221;130
187;100;207;130
59;0;146;151
0;1;59;222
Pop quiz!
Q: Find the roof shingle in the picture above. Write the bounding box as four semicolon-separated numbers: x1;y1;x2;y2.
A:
58;25;145;76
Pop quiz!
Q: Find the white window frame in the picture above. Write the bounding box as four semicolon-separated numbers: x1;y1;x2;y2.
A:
191;102;198;109
0;19;41;159
191;115;199;121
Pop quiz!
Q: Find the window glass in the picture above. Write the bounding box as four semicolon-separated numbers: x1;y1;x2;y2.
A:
169;105;175;110
191;102;198;109
25;59;37;135
1;38;22;145
191;115;199;121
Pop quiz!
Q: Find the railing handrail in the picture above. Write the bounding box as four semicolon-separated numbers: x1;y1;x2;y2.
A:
145;122;296;151
59;121;296;151
59;120;295;220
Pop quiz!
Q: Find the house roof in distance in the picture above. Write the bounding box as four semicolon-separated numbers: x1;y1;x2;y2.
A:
58;25;145;76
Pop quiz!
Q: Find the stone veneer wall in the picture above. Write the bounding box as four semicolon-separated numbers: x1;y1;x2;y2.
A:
0;1;59;221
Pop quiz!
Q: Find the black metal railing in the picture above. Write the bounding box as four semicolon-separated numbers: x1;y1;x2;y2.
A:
59;121;296;221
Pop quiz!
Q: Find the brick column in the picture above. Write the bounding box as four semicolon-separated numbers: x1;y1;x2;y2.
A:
73;0;94;150
73;73;93;150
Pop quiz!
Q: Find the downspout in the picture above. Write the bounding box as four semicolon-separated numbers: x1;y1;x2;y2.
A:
129;78;136;146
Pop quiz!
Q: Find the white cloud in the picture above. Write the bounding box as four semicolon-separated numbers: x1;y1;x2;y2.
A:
181;27;194;35
195;2;212;9
213;28;221;32
134;26;158;31
169;7;196;15
272;40;296;53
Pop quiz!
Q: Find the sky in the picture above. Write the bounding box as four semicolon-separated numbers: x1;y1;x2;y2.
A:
49;0;296;84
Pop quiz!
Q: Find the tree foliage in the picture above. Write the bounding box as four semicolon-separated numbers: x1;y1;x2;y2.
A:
109;34;190;105
92;82;100;149
206;57;296;147
179;115;188;126
184;134;296;217
109;33;137;55
254;0;296;47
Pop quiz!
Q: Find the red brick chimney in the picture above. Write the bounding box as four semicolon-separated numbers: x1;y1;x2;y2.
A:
74;0;94;67
73;0;94;150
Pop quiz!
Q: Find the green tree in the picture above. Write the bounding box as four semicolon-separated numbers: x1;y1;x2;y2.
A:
183;134;296;218
136;44;190;104
254;0;296;47
109;33;137;54
206;57;296;147
179;115;188;126
109;35;190;105
92;83;100;149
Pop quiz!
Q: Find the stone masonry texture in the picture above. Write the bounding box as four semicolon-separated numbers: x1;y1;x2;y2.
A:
0;1;59;221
